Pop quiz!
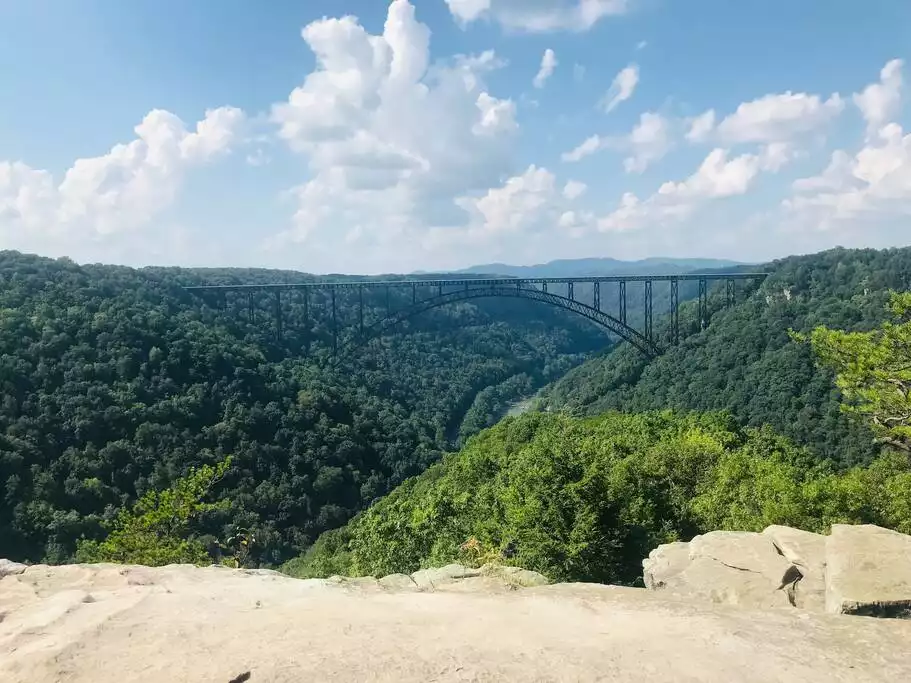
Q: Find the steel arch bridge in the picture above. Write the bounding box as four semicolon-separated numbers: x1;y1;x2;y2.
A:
184;272;768;360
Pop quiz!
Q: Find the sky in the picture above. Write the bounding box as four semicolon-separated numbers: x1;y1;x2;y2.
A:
1;0;910;275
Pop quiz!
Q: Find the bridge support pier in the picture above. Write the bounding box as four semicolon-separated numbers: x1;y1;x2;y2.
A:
619;281;627;326
698;278;708;331
644;280;653;343
670;279;679;345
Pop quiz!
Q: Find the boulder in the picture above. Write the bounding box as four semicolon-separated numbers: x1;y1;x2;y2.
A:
643;531;800;610
377;573;418;591
763;525;827;611
410;563;480;589
0;559;27;578
825;524;911;618
642;541;689;589
479;563;550;588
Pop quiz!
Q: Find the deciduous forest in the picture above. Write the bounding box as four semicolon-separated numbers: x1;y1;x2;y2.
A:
2;246;911;577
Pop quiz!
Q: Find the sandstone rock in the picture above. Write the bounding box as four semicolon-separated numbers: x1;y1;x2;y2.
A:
825;524;911;618
642;541;690;589
763;525;827;611
479;563;549;587
2;561;910;682
410;563;480;589
643;531;807;610
0;559;27;578
377;572;418;590
325;575;380;589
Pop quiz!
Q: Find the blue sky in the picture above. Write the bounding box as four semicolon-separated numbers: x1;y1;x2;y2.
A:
2;0;910;274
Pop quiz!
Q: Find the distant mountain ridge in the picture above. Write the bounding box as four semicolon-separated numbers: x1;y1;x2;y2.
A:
417;257;746;278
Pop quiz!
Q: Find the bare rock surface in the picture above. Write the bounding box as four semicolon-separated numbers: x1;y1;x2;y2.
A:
826;524;911;617
0;559;26;578
644;531;796;609
2;561;910;682
763;525;827;611
645;524;911;618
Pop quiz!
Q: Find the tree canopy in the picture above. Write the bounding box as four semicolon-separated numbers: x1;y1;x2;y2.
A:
538;247;911;466
805;291;911;454
283;410;911;585
0;251;609;564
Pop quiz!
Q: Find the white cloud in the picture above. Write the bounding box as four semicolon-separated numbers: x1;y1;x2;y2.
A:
600;63;639;113
561;111;670;172
450;165;596;246
561;134;606;162
446;0;628;33
267;0;521;272
686;109;716;143
785;60;911;230
623;112;671;173
715;91;844;144
562;179;588;199
853;58;903;135
533;49;558;88
786;123;911;225
599;146;787;233
0;107;244;256
457;165;557;234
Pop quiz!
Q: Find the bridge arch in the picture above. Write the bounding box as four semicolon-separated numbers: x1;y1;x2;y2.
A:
339;285;660;359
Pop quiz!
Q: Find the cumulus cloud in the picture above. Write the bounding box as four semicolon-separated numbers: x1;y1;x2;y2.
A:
598;146;787;232
0;107;245;257
686;110;716;143
853;58;903;135
533;49;558;88
600;63;639;113
267;0;524;272
785;60;911;230
715;91;844;144
786;124;911;226
561;111;670;172
562;179;588;199
561;134;606;162
623;112;671;173
445;0;629;33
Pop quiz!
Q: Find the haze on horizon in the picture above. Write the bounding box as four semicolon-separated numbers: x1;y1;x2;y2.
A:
2;0;910;275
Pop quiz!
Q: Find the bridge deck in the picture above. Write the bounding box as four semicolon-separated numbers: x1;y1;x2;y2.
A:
183;272;769;292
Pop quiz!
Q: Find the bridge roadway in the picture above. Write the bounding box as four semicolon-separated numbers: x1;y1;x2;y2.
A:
183;272;769;291
184;272;770;358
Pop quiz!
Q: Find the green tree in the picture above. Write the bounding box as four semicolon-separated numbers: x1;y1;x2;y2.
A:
805;292;911;454
76;457;232;566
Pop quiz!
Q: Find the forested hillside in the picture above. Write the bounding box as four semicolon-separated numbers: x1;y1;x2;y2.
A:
538;247;911;466
0;251;611;564
283;410;911;585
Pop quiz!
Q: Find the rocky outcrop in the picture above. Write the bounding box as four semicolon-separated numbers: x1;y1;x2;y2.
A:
333;563;550;592
825;524;911;618
3;560;911;682
644;523;911;618
0;559;26;578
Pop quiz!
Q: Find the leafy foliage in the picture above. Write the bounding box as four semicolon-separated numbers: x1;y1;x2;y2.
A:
284;411;911;585
0;251;611;564
803;292;911;453
538;247;911;466
75;458;232;566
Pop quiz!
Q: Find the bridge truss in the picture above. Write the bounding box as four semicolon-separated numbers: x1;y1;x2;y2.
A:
184;272;768;360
